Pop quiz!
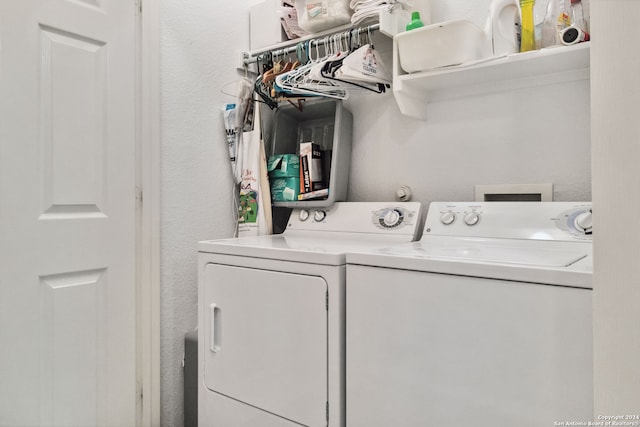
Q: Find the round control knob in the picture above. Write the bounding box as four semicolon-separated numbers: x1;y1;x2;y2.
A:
382;209;401;227
298;209;310;222
574;210;592;234
440;211;456;225
464;212;480;226
313;210;326;222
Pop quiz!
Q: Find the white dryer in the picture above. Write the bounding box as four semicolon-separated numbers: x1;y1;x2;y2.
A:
197;202;423;427
346;202;593;427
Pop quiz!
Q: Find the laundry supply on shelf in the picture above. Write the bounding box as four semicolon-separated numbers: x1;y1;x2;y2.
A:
295;0;353;33
268;154;301;202
299;142;326;194
405;11;424;31
519;0;536;51
540;0;570;47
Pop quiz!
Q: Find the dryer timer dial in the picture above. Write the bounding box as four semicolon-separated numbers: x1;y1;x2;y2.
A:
375;208;405;228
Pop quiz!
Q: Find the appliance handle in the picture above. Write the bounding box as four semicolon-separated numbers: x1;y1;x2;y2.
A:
209;303;220;353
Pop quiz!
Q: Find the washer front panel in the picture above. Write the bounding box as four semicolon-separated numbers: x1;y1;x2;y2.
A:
346;265;593;427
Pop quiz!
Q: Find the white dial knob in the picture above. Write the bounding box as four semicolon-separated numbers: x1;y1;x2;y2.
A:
464;212;480;226
313;210;326;222
383;209;401;227
574;210;592;234
298;209;310;221
440;211;456;225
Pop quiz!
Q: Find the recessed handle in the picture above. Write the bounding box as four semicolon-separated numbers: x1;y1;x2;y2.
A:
209;303;221;353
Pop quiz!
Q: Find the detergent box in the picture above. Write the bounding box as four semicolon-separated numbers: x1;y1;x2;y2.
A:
268;154;300;202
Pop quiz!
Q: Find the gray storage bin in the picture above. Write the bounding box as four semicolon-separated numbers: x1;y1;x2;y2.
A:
270;99;353;208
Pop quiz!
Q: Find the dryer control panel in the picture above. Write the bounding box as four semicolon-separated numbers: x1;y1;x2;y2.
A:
424;202;593;242
286;202;423;241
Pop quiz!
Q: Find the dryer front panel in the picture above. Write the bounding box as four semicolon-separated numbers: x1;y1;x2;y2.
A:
203;263;328;426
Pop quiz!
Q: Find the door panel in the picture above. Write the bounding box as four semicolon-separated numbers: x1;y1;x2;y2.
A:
40;25;108;218
203;263;328;427
0;1;137;425
39;269;107;425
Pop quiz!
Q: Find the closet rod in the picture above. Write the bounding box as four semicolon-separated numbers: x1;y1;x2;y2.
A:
243;23;380;66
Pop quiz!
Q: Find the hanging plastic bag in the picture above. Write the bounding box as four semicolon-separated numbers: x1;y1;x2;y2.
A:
237;100;273;237
222;103;240;179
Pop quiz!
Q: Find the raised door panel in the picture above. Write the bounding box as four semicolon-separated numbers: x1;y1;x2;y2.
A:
39;25;108;219
204;263;328;427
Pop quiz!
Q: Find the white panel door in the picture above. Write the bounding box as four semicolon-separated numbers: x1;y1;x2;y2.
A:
203;263;328;427
0;1;137;426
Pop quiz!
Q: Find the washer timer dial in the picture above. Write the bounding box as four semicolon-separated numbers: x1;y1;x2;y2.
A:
573;210;592;234
555;206;593;237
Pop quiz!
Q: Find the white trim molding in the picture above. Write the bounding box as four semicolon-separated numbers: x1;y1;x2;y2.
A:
136;0;161;425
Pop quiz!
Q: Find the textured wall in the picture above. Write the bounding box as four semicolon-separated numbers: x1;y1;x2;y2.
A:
159;0;591;425
345;79;591;204
160;1;249;425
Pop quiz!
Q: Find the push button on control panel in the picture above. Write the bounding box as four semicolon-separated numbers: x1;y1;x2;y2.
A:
313;210;326;222
464;212;480;226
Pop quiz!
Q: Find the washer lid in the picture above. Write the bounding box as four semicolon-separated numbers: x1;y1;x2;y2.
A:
346;236;593;288
404;240;587;267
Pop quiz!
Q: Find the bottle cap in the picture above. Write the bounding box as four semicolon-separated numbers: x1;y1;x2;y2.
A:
411;11;421;20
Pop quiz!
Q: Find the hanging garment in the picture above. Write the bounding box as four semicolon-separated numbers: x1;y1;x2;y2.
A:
238;100;273;237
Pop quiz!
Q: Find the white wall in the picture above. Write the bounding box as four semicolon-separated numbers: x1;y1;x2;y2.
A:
160;1;248;425
591;0;640;414
345;80;591;203
159;0;591;425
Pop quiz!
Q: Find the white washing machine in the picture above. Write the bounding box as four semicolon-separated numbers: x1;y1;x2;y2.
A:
197;202;423;427
346;202;593;427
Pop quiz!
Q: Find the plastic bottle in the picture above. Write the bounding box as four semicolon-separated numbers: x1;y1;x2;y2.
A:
569;0;587;31
519;0;536;52
541;0;570;47
406;11;425;31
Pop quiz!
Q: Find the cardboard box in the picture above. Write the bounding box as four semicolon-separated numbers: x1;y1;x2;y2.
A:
299;142;326;193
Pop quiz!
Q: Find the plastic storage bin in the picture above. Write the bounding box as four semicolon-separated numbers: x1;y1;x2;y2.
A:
269;99;353;208
295;0;353;33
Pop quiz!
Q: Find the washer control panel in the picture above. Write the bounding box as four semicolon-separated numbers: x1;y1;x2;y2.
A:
425;202;593;241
